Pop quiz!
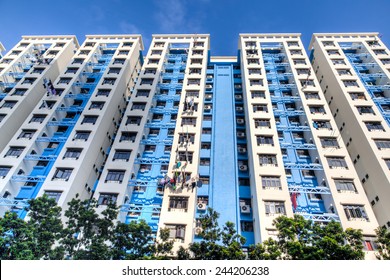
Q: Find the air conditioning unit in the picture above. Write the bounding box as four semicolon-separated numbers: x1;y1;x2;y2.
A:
197;202;206;211
235;95;243;100
204;105;212;110
237;119;244;124
240;205;250;214
236;106;244;112
239;164;248;171
238;147;247;153
237;132;245;138
194;227;203;236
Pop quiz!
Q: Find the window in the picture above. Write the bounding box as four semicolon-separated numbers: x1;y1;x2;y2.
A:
148;59;159;64
96;89;111;96
290;50;303;55
108;67;121;74
202;128;211;134
5;146;24;158
144;68;156;74
136;89;150;97
380;59;390;65
343;80;359;87
365;121;385;132
178;151;193;163
131;102;146;110
102;78;116;85
249;68;261;75
126;116;142;125
363;236;377;251
320;137;339;148
375;139;390;150
29;114;46;123
73;130;91;141
65;68;78;74
254;118;271;128
0;114;5;123
57;77;72;85
98;193;118;205
293;59;306;65
52;168;73;181
166;224;186;241
384;159;390;169
343;205;368;221
251;91;266;98
13;88;28;96
1;101;17;109
256;135;274;146
374;49;387;55
309;105;326;114
187;79;201;86
0;166;11;178
297;68;311;75
18;129;36;139
323;41;335;47
313;120;332;130
201;142;211;149
63;148;82;159
262;176;281;189
335;179;357;193
356;106;374;115
39;100;56;109
259;154;278;166
327;156;348;169
181;117;196;126
199;158;210;166
113;150;131;161
265;201;285;215
250;79;263;86
349;92;366;100
89;101;105;110
186;90;199;98
140;78;154;85
191;59;202;65
247;59;259;65
82;115;98;125
253;104;268;113
113;59;125;65
44;191;62;203
105;170;125;183
22;78;36;85
332;59;346;65
241;221;254;232
337;69;352;76
120;131;137;142
178;133;195;144
168;196;189;212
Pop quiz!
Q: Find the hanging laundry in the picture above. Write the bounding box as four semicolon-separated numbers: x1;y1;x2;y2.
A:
313;122;319;129
176;161;181;169
290;193;300;210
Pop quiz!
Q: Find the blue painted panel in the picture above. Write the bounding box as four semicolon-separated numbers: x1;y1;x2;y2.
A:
210;65;240;230
15;187;35;199
198;166;210;176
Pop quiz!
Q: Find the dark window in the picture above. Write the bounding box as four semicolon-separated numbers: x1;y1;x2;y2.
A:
5;146;25;157
52;168;73;181
63;148;82;159
105;170;125;183
73;130;91;141
113;150;131;161
98;193;118;205
168;196;189;212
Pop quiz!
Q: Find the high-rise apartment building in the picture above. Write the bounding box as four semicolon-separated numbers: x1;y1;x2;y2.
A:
0;36;79;152
0;35;143;217
0;33;386;258
310;33;390;229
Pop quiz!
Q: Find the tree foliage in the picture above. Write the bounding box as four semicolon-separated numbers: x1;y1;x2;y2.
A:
0;199;381;260
186;208;246;260
249;215;364;260
375;226;390;260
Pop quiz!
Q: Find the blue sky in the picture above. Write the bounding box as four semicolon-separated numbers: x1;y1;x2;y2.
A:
1;0;389;55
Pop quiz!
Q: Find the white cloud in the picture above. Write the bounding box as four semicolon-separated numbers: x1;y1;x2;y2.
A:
120;21;141;34
154;0;185;31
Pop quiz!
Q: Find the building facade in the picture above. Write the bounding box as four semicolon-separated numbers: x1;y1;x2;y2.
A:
0;35;143;217
310;33;390;229
0;36;79;152
0;33;387;257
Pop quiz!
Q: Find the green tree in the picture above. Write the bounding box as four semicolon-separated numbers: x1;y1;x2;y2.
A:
27;195;64;259
154;227;174;259
60;195;118;260
248;238;281;260
261;215;365;260
0;212;35;260
187;208;246;260
110;220;154;260
375;226;390;260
